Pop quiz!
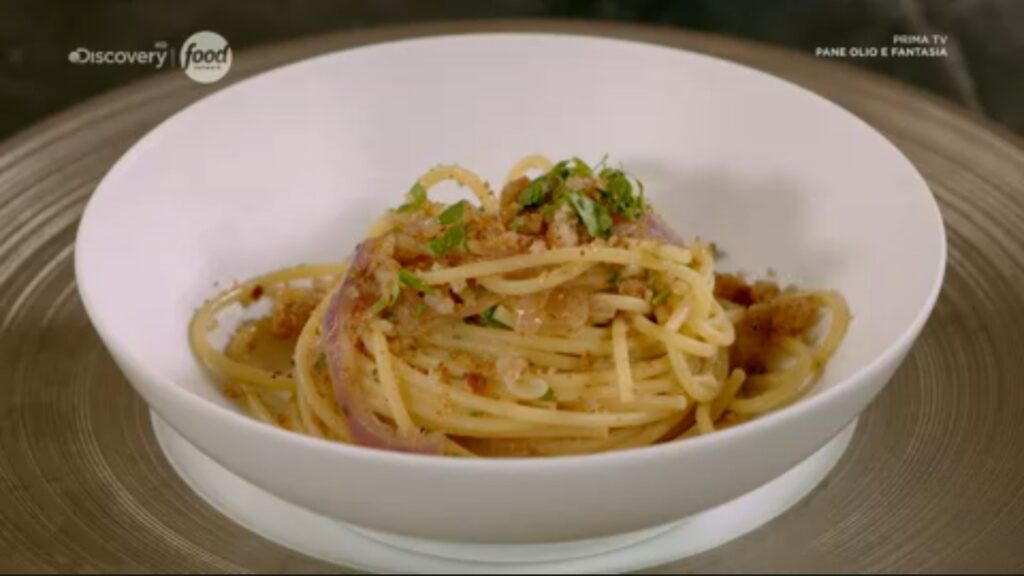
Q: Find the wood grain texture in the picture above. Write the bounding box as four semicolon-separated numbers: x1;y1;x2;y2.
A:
0;20;1021;573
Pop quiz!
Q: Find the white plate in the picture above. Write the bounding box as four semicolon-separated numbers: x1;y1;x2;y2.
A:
153;412;857;572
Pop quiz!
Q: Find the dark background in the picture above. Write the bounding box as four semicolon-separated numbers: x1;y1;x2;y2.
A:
1;0;1022;140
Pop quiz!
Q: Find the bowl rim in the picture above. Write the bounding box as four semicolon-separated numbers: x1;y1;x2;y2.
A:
74;30;948;470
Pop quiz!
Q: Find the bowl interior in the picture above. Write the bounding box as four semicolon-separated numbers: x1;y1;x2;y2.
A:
76;33;944;420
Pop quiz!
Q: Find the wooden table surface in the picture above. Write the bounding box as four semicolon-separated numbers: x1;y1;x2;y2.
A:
1;20;1022;573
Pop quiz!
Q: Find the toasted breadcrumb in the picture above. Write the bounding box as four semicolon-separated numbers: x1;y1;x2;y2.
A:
270;287;320;339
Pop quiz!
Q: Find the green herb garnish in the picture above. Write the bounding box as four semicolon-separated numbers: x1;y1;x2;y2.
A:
427;224;466;256
480;305;510;329
367;295;389;316
367;273;401;315
413;302;426;319
398;269;432;293
515;158;646;236
567;157;592;178
568;191;613;238
599;168;645;221
518;181;544;207
540;388;557;402
518;176;554;208
508;216;524;232
429;200;470;256
651;287;670;306
395;182;427;213
518;159;584;209
438;200;466;225
609;270;621;285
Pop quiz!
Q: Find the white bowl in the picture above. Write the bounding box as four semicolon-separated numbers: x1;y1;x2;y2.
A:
75;33;945;544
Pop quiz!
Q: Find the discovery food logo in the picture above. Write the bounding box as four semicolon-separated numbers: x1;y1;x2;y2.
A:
68;31;232;84
67;41;172;68
180;31;232;83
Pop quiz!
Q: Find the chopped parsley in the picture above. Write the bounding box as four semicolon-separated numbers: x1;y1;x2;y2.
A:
508;216;524;232
599;168;645;221
395;182;427;213
367;294;390;316
398;269;432;293
519;159;590;210
538;202;560;220
428;200;469;256
479;305;511;329
651;287;670;306
518;174;558;208
438;200;466;225
367;273;401;316
515;157;646;237
427;223;466;256
568;191;613;238
608;270;622;285
566;156;592;178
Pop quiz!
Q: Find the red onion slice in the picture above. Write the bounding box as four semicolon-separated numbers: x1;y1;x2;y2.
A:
321;239;443;454
645;211;685;245
611;210;683;245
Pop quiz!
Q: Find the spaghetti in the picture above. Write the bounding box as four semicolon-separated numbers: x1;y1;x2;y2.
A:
189;156;851;457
